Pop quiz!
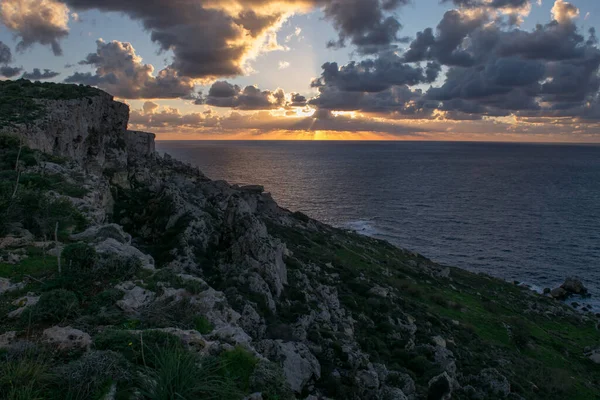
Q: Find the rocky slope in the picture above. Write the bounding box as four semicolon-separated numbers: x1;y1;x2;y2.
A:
0;80;599;400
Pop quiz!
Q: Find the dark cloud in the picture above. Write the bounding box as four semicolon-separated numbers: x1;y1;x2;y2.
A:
64;40;196;99
403;10;489;66
0;41;12;64
0;0;70;56
22;68;61;80
204;81;286;110
323;0;411;54
0;66;23;78
289;93;308;107
311;53;441;93
441;0;531;10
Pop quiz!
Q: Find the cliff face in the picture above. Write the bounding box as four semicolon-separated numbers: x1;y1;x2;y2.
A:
3;89;154;172
0;82;599;400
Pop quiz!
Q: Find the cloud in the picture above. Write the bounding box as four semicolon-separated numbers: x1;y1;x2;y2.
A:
64;39;196;99
203;81;286;110
22;68;61;80
0;41;13;64
0;0;70;56
323;0;411;54
311;52;441;93
0;0;415;79
59;0;306;79
306;0;600;124
278;61;291;69
0;66;23;78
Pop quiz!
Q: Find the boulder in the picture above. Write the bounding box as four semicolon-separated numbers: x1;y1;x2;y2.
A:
585;348;600;364
95;238;155;270
42;326;91;350
115;282;155;312
428;372;453;400
71;224;131;244
477;368;510;397
0;229;34;249
550;287;568;300
0;331;17;349
8;293;40;318
257;340;321;393
0;278;25;295
561;277;588;295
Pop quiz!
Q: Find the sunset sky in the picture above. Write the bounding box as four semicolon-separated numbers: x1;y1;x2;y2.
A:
1;0;600;141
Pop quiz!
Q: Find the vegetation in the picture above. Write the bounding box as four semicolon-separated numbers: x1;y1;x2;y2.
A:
0;80;102;127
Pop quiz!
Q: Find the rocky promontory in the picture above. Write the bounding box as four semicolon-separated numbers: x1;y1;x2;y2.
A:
0;80;599;400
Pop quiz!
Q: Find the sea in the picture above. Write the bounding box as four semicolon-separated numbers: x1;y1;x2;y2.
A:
157;141;600;309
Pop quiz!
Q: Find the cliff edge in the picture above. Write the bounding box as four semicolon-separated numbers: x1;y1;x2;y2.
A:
0;81;599;400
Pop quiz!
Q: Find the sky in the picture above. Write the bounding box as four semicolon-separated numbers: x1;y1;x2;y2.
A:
1;0;600;141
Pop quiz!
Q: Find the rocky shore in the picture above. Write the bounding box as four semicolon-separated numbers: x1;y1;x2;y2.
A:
0;80;599;400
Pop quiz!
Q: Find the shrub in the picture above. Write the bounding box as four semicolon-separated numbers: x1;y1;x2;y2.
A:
56;350;132;400
508;317;531;349
219;346;259;392
250;361;293;400
62;243;97;272
140;346;240;400
25;289;79;323
194;316;214;334
93;330;183;367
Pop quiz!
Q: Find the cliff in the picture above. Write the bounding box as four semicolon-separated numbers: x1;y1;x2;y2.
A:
0;81;599;400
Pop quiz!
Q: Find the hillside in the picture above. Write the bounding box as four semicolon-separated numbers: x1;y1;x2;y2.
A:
0;81;598;400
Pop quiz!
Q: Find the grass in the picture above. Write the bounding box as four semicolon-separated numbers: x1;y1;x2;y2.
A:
140;346;241;400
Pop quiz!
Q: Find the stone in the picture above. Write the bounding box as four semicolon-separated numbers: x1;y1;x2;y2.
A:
115;282;155;312
585;348;600;364
356;367;380;389
432;336;447;348
561;277;588;295
95;238;155;270
258;340;321;393
478;368;510;397
8;294;40;318
42;326;91;350
368;285;390;298
0;229;34;249
0;278;25;295
71;224;131;244
428;372;452;400
0;331;17;349
550;287;568;300
380;386;408;400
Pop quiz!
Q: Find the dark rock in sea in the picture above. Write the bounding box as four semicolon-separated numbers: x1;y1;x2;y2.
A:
543;287;551;294
571;302;580;308
550;287;569;300
561;277;588;295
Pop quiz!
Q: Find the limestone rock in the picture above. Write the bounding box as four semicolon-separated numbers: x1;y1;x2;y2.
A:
95;238;155;270
0;331;17;349
115;282;155;312
428;372;453;400
8;293;40;318
477;368;510;397
42;326;91;350
258;340;321;393
585;348;600;364
0;278;25;295
71;224;131;244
